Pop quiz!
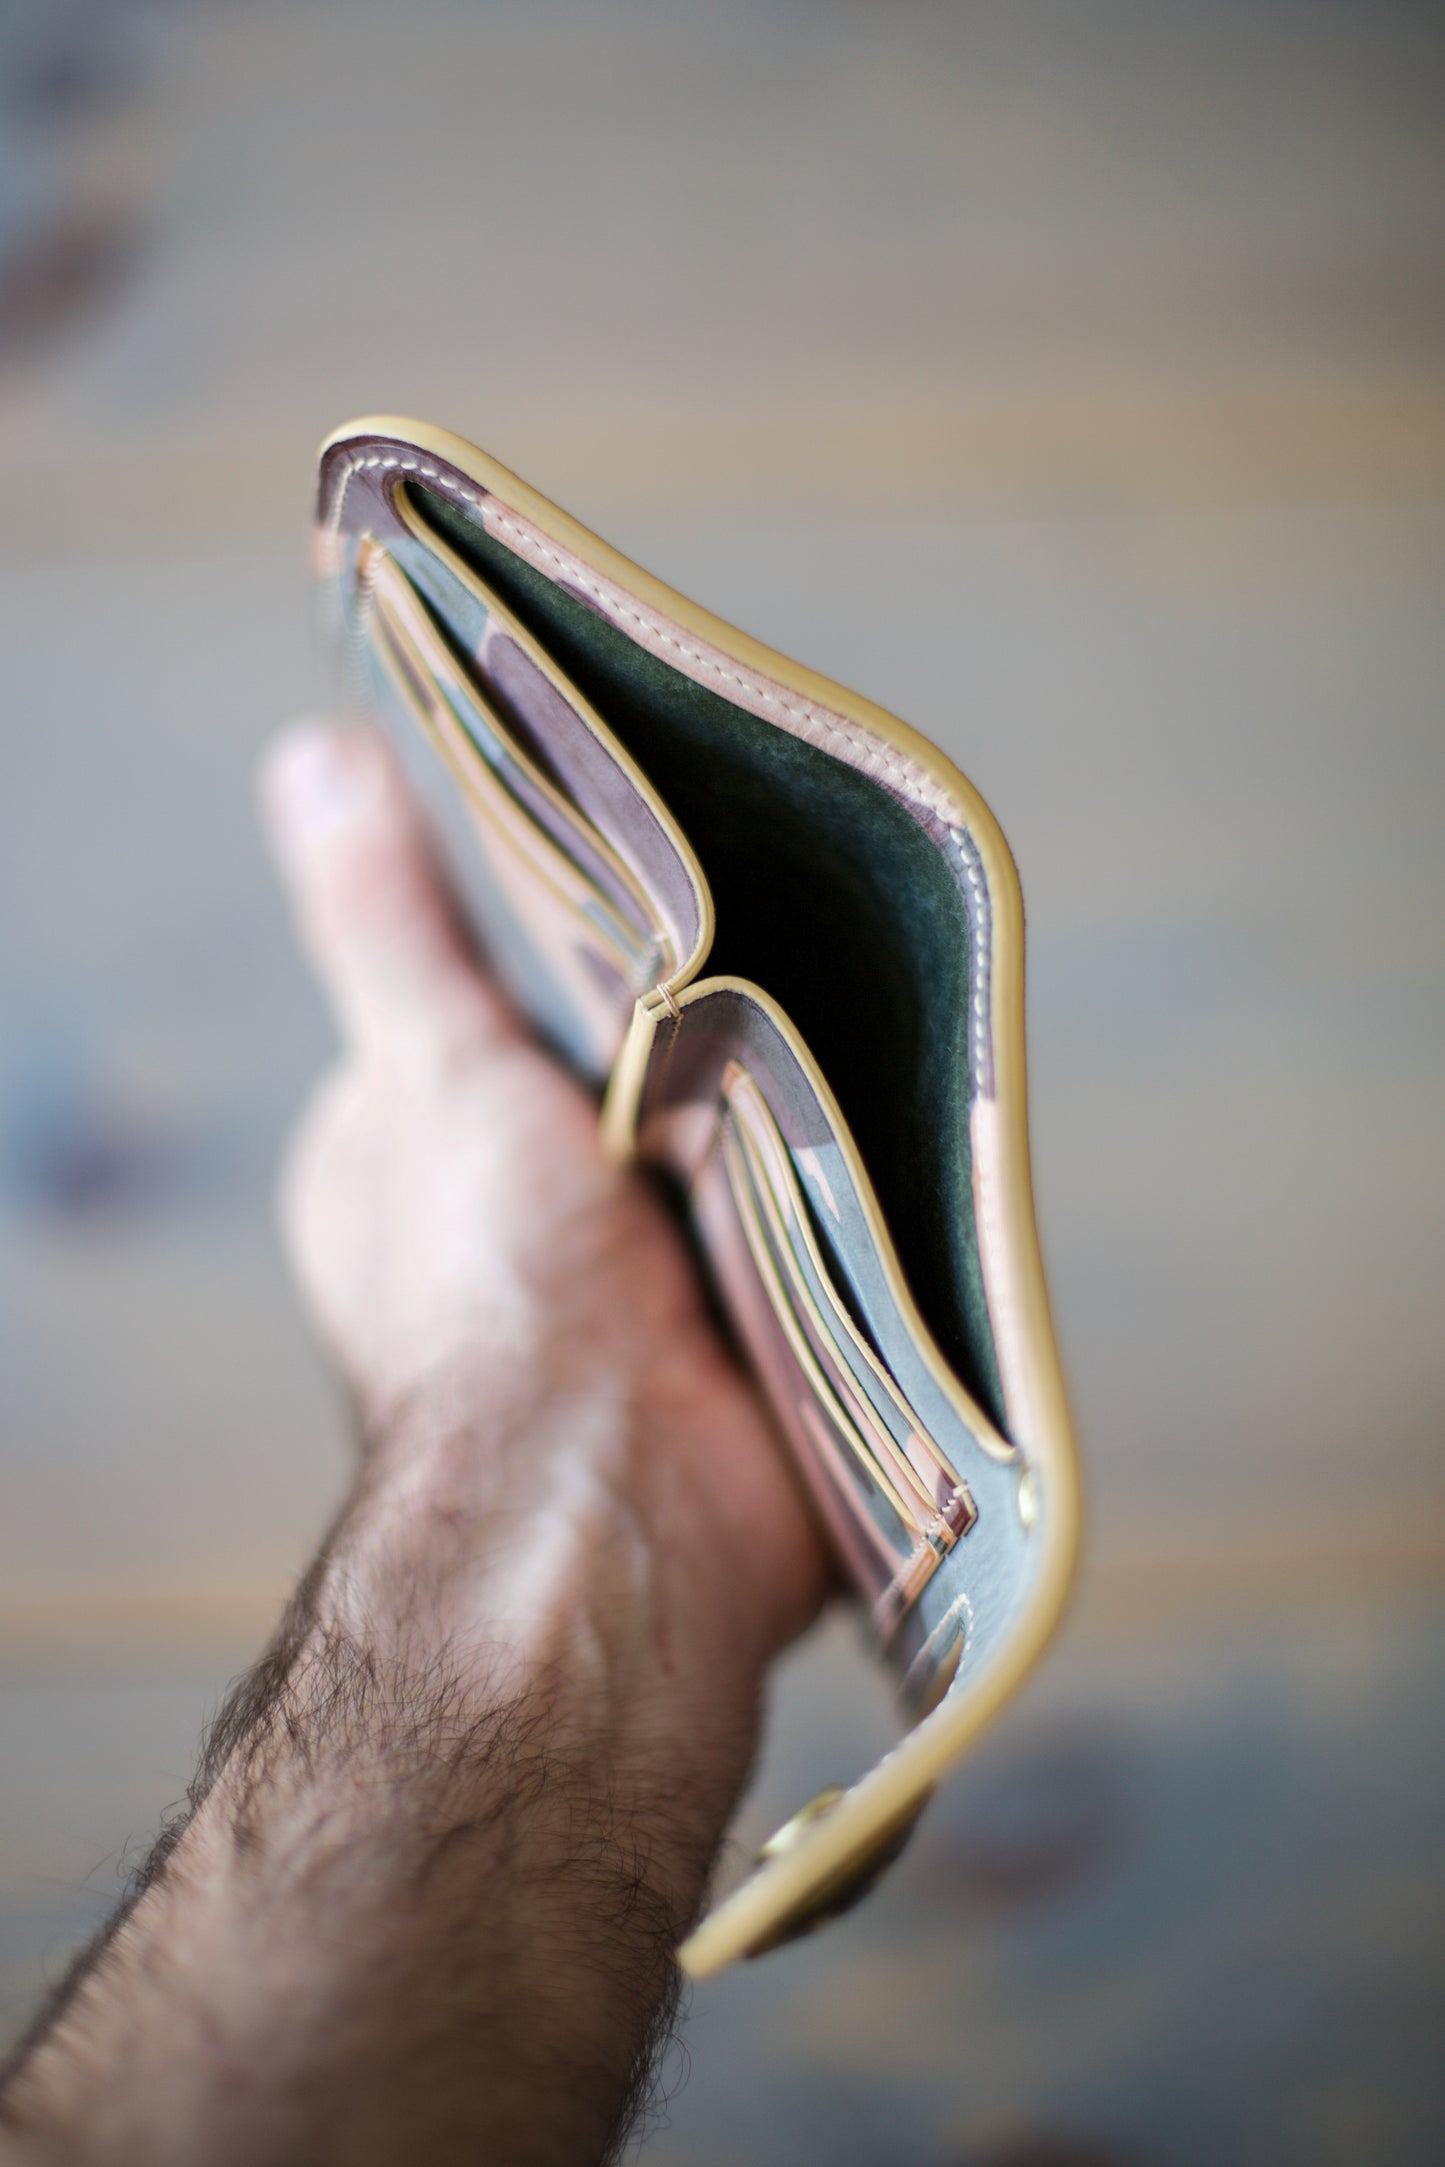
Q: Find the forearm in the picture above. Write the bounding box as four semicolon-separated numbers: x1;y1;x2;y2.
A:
1;1381;771;2167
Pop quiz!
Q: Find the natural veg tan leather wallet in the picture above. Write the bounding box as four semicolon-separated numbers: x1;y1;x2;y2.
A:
314;418;1081;1977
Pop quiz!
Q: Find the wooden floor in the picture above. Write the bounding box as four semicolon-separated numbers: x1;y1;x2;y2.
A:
1;4;1442;2160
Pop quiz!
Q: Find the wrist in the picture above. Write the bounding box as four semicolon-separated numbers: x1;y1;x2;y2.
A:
343;1355;781;1701
322;1370;773;1851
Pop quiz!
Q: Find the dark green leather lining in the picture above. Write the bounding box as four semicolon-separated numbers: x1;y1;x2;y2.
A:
414;484;1006;1431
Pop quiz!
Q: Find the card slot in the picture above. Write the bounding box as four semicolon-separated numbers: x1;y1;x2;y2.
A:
719;1117;917;1567
369;552;659;941
725;1130;932;1538
721;1094;979;1651
367;552;660;942
365;560;663;992
388;487;712;997
719;1063;978;1557
369;611;657;994
722;1062;975;1517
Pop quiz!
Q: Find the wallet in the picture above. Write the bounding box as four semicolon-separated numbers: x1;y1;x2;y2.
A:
314;418;1081;1977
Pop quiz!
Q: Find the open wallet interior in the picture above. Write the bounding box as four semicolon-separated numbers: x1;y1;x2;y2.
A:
314;418;1082;1977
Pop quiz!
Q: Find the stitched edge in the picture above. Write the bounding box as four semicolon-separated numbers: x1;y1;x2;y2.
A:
324;445;996;1097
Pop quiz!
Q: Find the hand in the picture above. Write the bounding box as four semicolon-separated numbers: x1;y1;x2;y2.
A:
0;721;827;2167
264;721;826;1675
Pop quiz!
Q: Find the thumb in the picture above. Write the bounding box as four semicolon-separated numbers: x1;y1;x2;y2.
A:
258;721;514;1062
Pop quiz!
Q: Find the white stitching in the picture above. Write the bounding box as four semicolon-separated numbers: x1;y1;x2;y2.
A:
324;446;997;1090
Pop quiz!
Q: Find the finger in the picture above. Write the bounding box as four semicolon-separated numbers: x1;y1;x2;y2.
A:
258;721;516;1060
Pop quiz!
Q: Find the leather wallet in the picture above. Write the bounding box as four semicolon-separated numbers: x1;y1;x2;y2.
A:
314;418;1081;1977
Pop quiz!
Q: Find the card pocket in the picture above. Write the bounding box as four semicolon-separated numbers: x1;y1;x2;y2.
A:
365;545;660;975
717;1059;978;1649
356;538;710;1075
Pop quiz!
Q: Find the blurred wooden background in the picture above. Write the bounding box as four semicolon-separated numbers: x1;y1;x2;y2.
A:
1;3;1442;2161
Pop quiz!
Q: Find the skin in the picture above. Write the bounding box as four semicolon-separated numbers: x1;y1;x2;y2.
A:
0;723;828;2167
